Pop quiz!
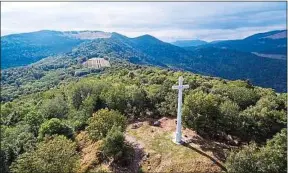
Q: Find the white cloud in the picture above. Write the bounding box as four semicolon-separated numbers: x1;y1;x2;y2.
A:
1;2;286;41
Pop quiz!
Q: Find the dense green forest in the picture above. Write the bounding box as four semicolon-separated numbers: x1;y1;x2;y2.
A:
1;29;287;173
209;30;287;55
2;30;287;92
1;30;86;69
1;63;286;173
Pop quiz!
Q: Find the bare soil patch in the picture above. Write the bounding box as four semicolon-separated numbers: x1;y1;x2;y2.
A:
126;117;230;172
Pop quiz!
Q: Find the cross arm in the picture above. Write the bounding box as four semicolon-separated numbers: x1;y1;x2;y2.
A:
183;85;189;89
172;85;189;90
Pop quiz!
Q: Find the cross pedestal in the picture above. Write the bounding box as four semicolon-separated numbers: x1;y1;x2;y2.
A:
172;76;189;144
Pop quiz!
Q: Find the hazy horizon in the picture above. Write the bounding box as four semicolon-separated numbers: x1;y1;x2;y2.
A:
1;28;287;43
1;2;287;42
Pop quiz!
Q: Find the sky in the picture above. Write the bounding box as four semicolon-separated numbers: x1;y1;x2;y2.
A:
1;2;287;42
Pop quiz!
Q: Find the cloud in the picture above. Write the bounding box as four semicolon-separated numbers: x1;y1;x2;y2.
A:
1;2;286;41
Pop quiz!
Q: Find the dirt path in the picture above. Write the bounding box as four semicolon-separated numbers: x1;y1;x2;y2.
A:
125;134;145;173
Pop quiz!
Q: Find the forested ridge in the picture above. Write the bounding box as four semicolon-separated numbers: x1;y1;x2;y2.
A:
1;29;287;173
1;63;287;173
1;30;86;69
1;30;287;92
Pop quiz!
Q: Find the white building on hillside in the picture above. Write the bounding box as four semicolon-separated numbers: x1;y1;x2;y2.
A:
83;58;111;69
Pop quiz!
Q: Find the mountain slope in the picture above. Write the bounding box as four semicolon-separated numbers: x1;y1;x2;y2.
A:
209;30;287;56
171;40;208;47
184;46;286;92
126;34;286;92
1;30;111;69
1;30;287;92
130;35;193;65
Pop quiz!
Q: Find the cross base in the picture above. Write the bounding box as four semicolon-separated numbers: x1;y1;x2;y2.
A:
173;139;183;145
172;132;183;145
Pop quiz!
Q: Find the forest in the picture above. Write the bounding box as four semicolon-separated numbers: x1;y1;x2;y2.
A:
2;30;287;93
1;63;286;173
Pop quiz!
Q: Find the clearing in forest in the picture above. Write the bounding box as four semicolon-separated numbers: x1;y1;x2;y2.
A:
76;117;232;173
126;117;230;173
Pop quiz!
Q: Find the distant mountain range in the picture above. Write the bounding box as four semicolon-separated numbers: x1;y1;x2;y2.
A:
209;30;287;58
171;40;208;47
1;29;287;92
1;30;112;69
172;30;287;59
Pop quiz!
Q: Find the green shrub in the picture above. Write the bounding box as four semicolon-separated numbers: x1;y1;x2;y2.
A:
38;118;73;140
212;85;260;110
102;125;134;166
259;128;287;173
24;111;44;136
1;124;37;172
10;135;79;173
100;84;128;113
70;81;106;111
183;91;220;136
125;85;149;118
86;109;126;141
226;143;260;173
40;96;68;119
66;109;88;131
102;126;125;158
226;129;287;173
219;100;240;134
238;100;286;142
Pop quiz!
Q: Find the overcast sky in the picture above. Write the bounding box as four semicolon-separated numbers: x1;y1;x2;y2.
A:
1;2;287;42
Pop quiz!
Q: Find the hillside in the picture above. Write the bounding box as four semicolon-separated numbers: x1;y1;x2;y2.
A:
1;66;286;173
73;32;287;92
1;30;287;94
208;30;287;56
130;34;192;65
1;30;111;69
184;46;287;92
171;39;208;47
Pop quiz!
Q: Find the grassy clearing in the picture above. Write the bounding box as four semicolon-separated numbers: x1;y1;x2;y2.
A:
126;121;223;173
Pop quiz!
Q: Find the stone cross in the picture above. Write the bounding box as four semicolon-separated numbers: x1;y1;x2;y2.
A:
172;76;189;144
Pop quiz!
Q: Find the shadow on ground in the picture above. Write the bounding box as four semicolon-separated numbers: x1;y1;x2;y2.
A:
111;135;145;173
182;142;227;172
186;135;232;162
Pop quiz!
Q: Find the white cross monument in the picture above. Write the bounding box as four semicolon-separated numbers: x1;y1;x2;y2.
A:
172;76;189;144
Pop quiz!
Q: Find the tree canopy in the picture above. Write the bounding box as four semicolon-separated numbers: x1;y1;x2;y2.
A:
1;66;286;173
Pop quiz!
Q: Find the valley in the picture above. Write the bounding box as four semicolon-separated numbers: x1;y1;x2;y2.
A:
1;29;287;173
1;30;287;94
1;1;287;173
